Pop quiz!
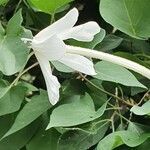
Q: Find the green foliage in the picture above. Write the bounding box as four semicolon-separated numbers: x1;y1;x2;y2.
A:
0;0;8;6
47;94;108;129
27;128;60;150
57;121;109;150
96;34;123;52
100;0;150;39
0;115;40;150
131;100;150;116
0;0;149;149
0;85;27;116
3;90;51;138
28;0;73;14
97;122;150;150
0;10;32;75
94;61;146;88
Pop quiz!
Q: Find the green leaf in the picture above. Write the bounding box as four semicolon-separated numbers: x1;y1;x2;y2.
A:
57;121;109;150
0;115;14;138
97;122;150;150
0;79;9;99
100;0;150;39
28;0;73;14
2;90;51;138
61;79;86;97
94;61;146;88
52;61;74;73
130;100;150;116
97;131;146;150
0;123;39;150
0;85;27;116
46;93;108;129
26;112;61;150
0;0;9;6
0;10;32;75
86;79;107;108
18;81;38;95
136;140;150;150
96;34;123;52
27;128;60;150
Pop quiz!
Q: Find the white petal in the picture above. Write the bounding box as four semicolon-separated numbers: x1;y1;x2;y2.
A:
34;8;79;42
59;21;100;42
32;35;66;61
36;54;60;105
58;53;96;75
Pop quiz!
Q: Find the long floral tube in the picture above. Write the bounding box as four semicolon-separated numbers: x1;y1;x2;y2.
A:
66;45;150;79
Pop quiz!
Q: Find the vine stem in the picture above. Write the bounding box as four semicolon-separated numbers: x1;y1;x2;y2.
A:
115;87;123;127
50;13;55;24
111;112;116;132
137;90;150;105
14;0;22;14
14;51;35;83
66;45;150;80
79;73;134;106
14;62;39;85
8;62;39;91
115;112;131;124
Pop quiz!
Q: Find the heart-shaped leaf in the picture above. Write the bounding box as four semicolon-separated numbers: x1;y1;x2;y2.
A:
100;0;150;39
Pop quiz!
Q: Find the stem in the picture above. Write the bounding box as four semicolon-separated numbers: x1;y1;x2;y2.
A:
112;27;117;33
50;13;55;24
27;51;35;61
66;45;150;80
92;119;110;126
15;52;35;81
7;62;39;92
115;112;131;123
137;89;150;105
23;0;30;8
111;112;116;132
14;0;22;14
15;62;39;84
106;107;122;111
134;53;150;60
79;73;133;106
0;62;38;99
115;88;123;126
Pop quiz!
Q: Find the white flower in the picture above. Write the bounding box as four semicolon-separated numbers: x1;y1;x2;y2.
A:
22;8;150;106
22;8;100;105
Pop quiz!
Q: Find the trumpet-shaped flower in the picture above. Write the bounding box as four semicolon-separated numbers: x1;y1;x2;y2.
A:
22;8;100;105
22;8;150;105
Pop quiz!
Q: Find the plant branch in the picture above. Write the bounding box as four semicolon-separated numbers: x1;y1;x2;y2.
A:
137;89;150;105
79;73;133;107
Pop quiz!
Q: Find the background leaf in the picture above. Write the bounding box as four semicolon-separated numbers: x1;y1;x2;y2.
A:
0;85;27;116
27;128;60;150
0;115;39;150
100;0;150;39
28;0;74;14
97;123;150;150
47;94;107;129
2;90;51;138
57;121;109;150
0;0;9;6
130;100;150;116
94;61;146;88
0;10;32;75
96;34;123;52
